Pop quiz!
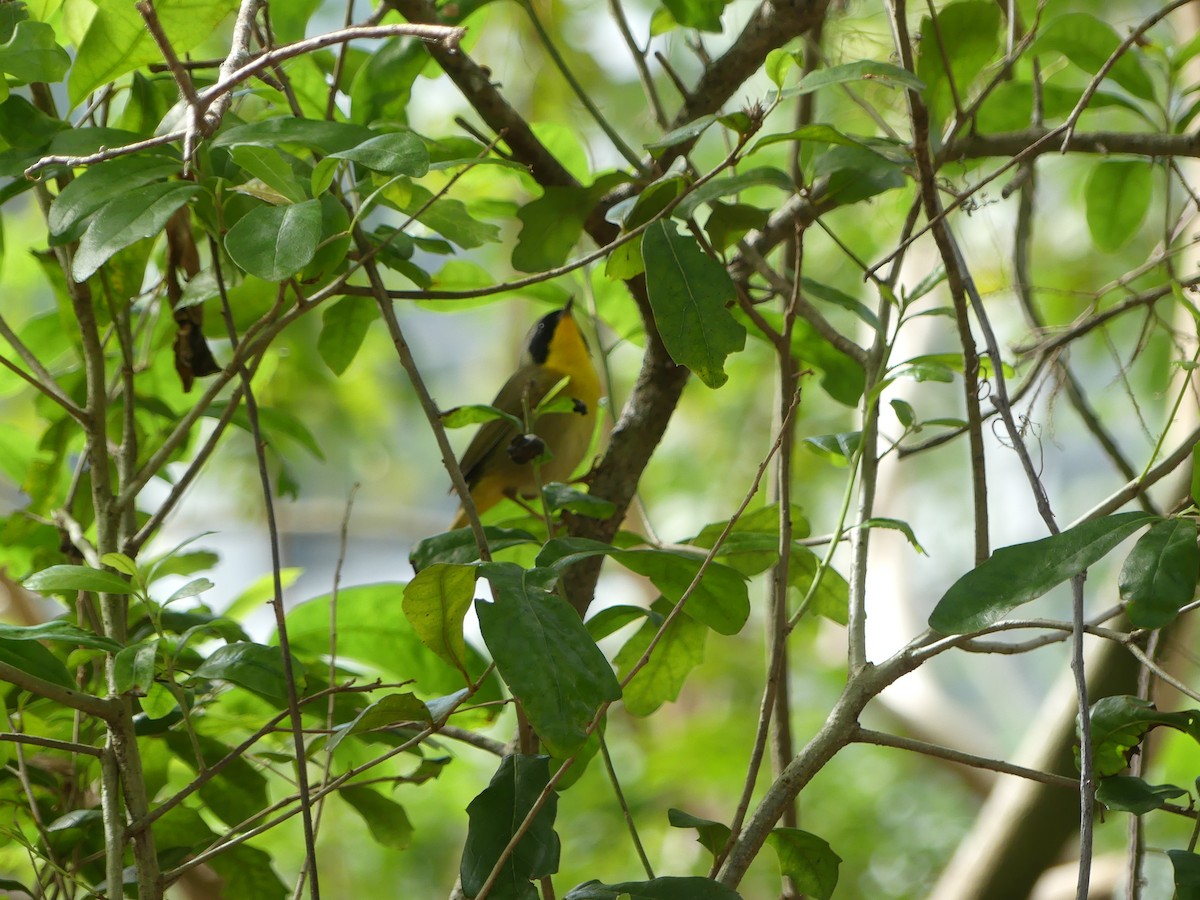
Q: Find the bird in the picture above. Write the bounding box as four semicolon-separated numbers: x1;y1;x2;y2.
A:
450;301;601;529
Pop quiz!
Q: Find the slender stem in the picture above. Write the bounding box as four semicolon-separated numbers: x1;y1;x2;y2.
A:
598;730;655;880
519;0;648;174
217;281;322;898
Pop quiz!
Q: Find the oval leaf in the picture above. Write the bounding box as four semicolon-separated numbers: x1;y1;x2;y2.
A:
1085;160;1152;252
929;512;1158;634
476;562;621;756
642;220;746;388
72;181;201;281
767;828;842;900
1119;517;1199;628
401;563;475;677
224;198;323;282
25;565;135;596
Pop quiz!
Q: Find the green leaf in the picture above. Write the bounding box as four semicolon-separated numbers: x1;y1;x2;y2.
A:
1170;849;1200;900
208;846;286;900
191;642;299;705
402;563;475;677
674;167;793;218
1119;518;1199;628
384;181;500;249
802;431;862;466
72;181;201;281
811;143;906;204
285;584;499;701
767;828;842;900
461;754;560;898
642;220;745;389
0;620;120;652
644;115;717;152
615;597;707;717
318;296;378;376
668;808;731;859
477;562;621;756
616;549;749;636
230;145;308;205
1032;12;1155;101
564;876;743;899
764;48;796;88
703;200;769;251
0;20;70;83
328;692;433;752
164;732;270;827
513;186;592;273
339;785;414;849
929;512;1158;634
224;199;323;282
859;518;927;555
1085;161;1152;252
917;2;1001;130
330;132;430;176
586;605;653;642
25;565;135;595
141;681;178;719
1095;775;1188;814
348;36;428;125
661;0;726;32
409;527;538;572
69;0;237;104
0;94;64;152
537;539;750;636
1085;695;1200;777
114;641;158;694
541;484;616;519
440;404;524;431
214;117;375;153
791;60;925;97
0;636;74;689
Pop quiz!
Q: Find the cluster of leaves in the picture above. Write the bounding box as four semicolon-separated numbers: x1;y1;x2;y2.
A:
2;0;1200;898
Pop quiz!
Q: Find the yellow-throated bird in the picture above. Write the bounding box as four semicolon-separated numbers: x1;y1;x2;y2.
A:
450;302;601;528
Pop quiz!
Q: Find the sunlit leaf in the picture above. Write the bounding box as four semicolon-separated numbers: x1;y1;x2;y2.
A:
930;512;1158;634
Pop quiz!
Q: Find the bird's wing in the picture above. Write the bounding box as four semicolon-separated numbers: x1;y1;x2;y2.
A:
457;365;561;485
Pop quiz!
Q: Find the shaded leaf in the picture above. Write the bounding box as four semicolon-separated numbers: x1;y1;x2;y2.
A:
1096;775;1188;815
477;562;621;756
191;641;298;705
318;296;378;376
1170;849;1200;900
767;828;841;900
565;876;743;899
461;754;560;898
409;527;538;572
340;785;415;849
1032;12;1155;100
1085;695;1200;777
668;808;731;859
1085;161;1152;252
72;181;201;281
1119;518;1199;628
642;221;745;388
615;598;707;717
328;692;433;752
0;637;74;689
542;483;616;519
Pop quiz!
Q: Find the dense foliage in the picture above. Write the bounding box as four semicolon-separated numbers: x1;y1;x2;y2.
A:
1;0;1199;898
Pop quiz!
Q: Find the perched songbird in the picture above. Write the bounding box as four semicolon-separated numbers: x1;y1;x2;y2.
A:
450;301;601;528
